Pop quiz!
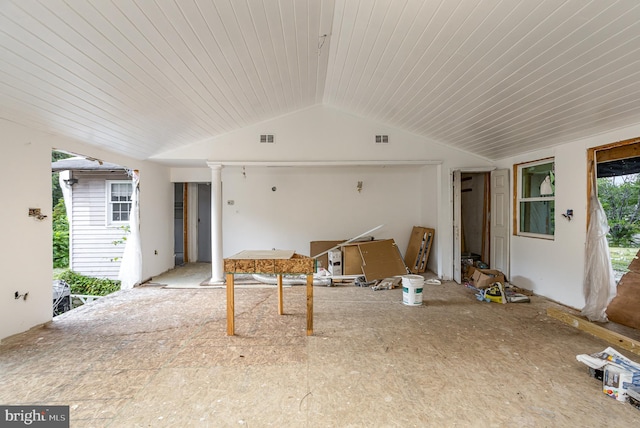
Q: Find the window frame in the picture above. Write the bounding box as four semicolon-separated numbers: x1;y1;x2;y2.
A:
514;157;555;239
106;180;133;227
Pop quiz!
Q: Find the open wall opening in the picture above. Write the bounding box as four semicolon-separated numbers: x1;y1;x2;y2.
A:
588;139;640;280
587;137;640;330
51;150;134;315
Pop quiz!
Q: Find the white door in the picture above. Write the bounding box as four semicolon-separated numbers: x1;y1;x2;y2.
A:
453;170;462;283
490;169;510;279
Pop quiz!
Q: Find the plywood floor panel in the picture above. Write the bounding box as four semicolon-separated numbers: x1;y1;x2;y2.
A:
1;270;639;426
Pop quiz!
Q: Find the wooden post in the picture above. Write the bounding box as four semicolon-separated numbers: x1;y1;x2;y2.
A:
306;274;313;336
277;274;284;315
226;273;235;335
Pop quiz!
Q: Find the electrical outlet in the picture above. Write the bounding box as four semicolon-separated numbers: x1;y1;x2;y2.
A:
28;208;41;217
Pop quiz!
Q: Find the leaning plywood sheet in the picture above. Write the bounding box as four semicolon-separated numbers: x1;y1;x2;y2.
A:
606;250;640;330
358;239;408;282
607;272;640;330
404;226;435;274
626;250;640;273
343;244;365;275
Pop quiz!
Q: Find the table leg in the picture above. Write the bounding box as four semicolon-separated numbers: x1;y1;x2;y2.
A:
277;274;284;315
226;273;235;336
306;274;313;336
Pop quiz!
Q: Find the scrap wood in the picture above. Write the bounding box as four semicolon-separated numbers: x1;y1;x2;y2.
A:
547;308;640;357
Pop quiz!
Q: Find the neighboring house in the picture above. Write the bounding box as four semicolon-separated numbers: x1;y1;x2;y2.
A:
52;157;132;280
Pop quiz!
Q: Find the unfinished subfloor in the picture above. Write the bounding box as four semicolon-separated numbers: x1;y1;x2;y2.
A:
1;268;640;427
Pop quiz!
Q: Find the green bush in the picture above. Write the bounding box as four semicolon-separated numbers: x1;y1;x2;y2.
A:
55;270;121;296
52;199;69;268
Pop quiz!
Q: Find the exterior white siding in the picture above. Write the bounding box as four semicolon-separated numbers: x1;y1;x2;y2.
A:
69;170;130;279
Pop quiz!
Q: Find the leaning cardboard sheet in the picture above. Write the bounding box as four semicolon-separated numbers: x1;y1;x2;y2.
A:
576;347;640;403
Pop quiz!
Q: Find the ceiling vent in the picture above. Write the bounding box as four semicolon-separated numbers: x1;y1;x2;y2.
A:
260;134;275;144
375;135;389;144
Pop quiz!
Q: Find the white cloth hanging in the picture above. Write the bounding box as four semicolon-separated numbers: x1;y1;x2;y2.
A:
118;170;142;290
539;175;553;196
582;168;616;322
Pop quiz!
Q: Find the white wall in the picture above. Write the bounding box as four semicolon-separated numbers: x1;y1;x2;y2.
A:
0;120;174;341
161;105;491;279
137;164;174;280
498;123;640;310
219;165;431;261
1;122;53;339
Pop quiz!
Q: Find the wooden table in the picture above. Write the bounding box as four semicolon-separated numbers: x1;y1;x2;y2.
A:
223;251;315;336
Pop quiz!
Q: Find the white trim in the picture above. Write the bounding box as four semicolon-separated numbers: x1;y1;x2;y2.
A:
449;166;496;173
517;232;555;240
515;158;555;238
208;160;441;167
105;180;133;226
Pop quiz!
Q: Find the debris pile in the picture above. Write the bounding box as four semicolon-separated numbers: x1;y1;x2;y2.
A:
463;263;530;304
577;347;640;408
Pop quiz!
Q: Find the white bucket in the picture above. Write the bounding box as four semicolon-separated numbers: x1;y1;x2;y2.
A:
402;275;424;306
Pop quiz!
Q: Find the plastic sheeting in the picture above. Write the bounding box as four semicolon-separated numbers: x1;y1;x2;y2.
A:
582;182;617;322
118;170;142;290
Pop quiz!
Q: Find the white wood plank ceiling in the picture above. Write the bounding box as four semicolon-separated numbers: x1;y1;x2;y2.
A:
2;0;640;162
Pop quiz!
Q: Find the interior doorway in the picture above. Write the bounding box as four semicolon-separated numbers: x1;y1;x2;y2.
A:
197;183;212;262
453;168;510;283
174;183;185;266
173;183;212;265
460;172;491;267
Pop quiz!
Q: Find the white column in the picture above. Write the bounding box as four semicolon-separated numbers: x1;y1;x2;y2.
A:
207;163;225;284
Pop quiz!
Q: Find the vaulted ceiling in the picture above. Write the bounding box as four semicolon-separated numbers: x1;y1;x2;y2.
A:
2;0;640;162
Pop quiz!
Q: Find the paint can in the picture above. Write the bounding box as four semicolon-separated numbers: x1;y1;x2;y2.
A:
402;275;424;306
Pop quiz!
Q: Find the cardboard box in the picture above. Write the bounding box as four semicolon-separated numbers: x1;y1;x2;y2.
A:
468;266;506;289
328;249;342;276
310;240;344;270
603;364;634;402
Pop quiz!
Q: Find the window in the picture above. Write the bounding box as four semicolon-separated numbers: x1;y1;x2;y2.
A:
515;158;555;238
107;181;132;225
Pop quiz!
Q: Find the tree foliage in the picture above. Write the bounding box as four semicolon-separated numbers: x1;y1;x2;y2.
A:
597;174;640;247
52;150;72;208
52;198;69;268
52;150;73;267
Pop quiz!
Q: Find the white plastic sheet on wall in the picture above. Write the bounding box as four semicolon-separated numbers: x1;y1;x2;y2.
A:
582;178;617;322
118;170;142;290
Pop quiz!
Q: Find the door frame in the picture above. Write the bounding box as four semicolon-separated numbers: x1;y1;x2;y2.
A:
452;167;496;283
